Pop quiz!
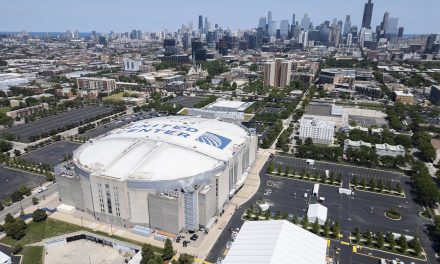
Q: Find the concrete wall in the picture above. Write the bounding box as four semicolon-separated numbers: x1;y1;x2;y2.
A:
148;194;184;234
56;175;85;211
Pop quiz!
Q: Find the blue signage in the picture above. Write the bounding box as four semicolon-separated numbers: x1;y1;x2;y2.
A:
196;132;231;149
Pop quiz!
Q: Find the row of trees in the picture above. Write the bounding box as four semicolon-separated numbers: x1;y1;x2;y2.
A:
352;227;422;256
350;176;403;195
260;121;283;149
140;239;193;264
411;161;439;207
244;206;341;239
266;161;342;185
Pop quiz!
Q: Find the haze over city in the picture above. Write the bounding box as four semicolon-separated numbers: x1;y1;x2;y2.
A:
1;0;440;33
1;1;440;264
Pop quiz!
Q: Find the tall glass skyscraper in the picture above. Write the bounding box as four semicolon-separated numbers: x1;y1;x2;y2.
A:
361;0;374;29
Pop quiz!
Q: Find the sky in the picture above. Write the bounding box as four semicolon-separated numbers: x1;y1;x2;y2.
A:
1;0;439;34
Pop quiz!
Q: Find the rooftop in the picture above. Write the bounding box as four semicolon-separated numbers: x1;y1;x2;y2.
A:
222;220;328;264
73;116;250;182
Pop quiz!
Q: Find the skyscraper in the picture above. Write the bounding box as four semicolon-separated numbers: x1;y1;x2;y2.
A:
301;14;310;31
263;59;292;88
258;17;266;29
343;15;351;37
198;15;203;33
380;11;390;36
397;27;404;38
267;11;272;23
385;17;398;38
280;20;290;38
268;21;277;37
361;0;374;29
292;14;296;26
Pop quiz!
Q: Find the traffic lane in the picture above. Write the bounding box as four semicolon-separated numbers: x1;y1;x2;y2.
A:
357;246;426;264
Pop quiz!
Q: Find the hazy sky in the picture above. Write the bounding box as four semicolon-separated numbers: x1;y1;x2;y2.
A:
1;0;439;34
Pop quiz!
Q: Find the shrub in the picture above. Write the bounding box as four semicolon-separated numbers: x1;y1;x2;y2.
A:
32;209;47;222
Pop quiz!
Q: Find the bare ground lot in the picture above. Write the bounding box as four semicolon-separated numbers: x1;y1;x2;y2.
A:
44;239;129;264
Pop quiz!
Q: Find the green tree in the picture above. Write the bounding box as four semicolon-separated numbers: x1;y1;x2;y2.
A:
312;219;320;234
266;162;274;174
353;226;361;242
365;230;372;246
163;238;174;260
177;253;194;264
375;231;384;249
397;235;408;253
301;217;309;229
386;232;396;250
304;137;313;146
32;197;39;205
323;220;330;237
32;209;47;222
277;165;282;175
332;222;340;239
368;178;376;191
377;180;384;191
141;244;156;264
284;165;290;176
361;178;367;189
410;236;422;256
291;214;298;225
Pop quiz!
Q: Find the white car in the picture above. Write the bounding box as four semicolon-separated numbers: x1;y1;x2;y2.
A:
37;186;47;193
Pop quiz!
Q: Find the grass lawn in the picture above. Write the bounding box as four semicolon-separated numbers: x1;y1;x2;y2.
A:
22;246;43;264
0;107;11;114
0;219;81;246
103;93;123;102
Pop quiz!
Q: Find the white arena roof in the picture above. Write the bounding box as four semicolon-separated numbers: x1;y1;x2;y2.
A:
222;220;328;264
73;116;250;182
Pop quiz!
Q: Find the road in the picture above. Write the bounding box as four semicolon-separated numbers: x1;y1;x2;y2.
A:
0;183;58;222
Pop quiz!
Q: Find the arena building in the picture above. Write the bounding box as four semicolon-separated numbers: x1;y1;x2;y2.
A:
55;116;257;235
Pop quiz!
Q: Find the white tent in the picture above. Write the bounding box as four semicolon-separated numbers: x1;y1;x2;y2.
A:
307;203;328;225
222;220;328;264
0;250;11;264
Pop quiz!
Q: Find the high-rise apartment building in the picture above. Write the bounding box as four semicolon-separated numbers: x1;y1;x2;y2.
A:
299;118;335;145
361;0;374;29
263;59;292;88
198;15;203;33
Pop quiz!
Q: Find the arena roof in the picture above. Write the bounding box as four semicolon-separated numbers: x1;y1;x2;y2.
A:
73;116;250;182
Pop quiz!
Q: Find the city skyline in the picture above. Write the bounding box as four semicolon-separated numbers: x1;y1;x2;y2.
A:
1;0;439;34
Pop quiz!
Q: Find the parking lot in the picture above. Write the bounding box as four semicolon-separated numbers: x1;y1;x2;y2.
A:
1;105;115;142
167;96;207;108
22;140;81;165
208;155;433;264
0;165;44;200
273;156;404;189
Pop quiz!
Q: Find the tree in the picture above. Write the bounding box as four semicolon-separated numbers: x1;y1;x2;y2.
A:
266;161;274;174
301;216;309;229
397;235;408;253
353;226;361;242
291;214;298;225
0;140;12;152
13;149;21;156
377;180;384;191
375;231;384;249
312;219;320;234
410;236;422;256
5;220;27;240
284;165;290;176
323;220;330;237
163;238;173;260
386;232;396;250
304;137;313;146
32;209;47;222
177;253;194;264
141;244;156;264
11;243;22;254
32;197;39;205
368;178;376;191
4;213;15;224
365;230;372;246
0;202;4;211
331;222;340;239
395;183;403;194
361;178;367;189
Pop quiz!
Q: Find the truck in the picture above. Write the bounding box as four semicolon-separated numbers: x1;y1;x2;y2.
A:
313;183;320;196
